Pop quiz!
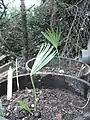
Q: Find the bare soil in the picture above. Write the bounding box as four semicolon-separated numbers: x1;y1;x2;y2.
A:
1;86;89;120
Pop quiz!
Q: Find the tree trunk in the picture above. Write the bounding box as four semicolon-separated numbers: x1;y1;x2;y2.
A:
20;0;28;63
20;0;28;87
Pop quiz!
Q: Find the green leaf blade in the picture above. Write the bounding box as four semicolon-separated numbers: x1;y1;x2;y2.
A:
16;101;31;113
31;43;56;75
42;28;60;49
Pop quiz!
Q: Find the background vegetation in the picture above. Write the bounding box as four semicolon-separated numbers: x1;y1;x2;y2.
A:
0;0;90;62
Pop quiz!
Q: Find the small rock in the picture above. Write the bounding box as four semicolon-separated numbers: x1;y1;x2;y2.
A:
25;88;32;94
22;117;28;120
5;112;10;117
7;105;11;110
68;110;73;114
39;90;42;94
80;27;84;31
59;69;64;74
31;104;34;108
36;98;39;102
38;79;41;82
34;111;41;118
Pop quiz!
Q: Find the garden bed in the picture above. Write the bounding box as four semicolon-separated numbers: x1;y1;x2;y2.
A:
0;56;90;120
26;57;90;97
0;74;90;120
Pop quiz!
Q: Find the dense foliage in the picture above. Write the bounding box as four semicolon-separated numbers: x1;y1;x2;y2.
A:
0;0;90;60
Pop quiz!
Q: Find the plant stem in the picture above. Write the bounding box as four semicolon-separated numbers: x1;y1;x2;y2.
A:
30;74;37;112
56;49;60;69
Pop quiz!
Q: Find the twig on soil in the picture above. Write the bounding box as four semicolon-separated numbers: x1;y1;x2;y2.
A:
77;64;85;77
71;92;90;109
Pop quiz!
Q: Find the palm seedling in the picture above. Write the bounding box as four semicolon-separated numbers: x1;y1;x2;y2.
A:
16;43;56;115
41;28;61;68
30;43;56;112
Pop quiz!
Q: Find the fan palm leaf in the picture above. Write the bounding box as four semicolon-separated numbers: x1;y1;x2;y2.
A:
31;43;56;75
41;28;60;49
